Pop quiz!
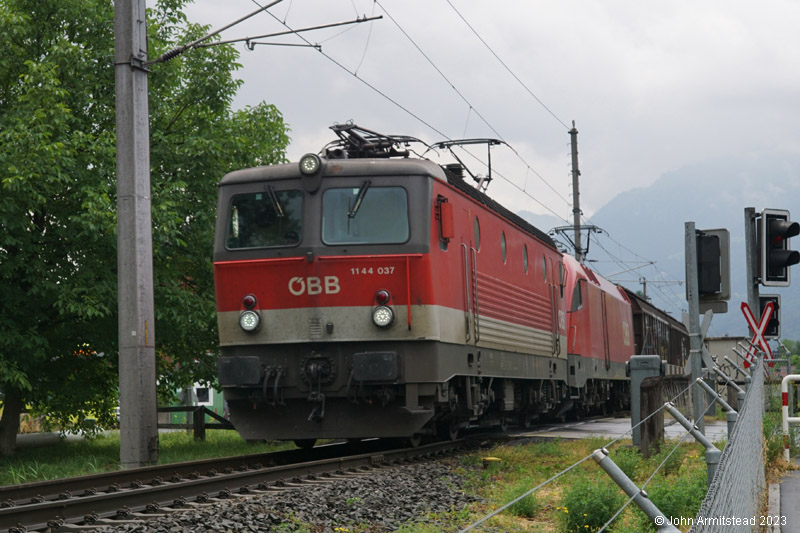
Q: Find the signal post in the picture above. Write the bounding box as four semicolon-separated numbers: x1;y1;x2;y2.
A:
743;207;799;368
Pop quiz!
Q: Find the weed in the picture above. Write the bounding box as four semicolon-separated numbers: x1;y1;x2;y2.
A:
763;411;785;465
611;446;642;480
501;481;541;518
558;474;625;532
647;440;685;477
633;464;707;531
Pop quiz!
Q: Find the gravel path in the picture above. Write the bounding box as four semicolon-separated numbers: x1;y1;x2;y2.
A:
97;460;482;532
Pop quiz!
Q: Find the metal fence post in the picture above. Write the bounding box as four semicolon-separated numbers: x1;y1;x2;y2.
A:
723;355;752;394
694;378;738;437
665;403;721;486
714;366;746;410
592;448;680;532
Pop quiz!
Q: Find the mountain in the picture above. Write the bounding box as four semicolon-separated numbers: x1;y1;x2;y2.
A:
517;210;563;239
585;153;800;339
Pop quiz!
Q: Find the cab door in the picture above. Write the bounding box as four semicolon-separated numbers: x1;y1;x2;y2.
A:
460;210;479;344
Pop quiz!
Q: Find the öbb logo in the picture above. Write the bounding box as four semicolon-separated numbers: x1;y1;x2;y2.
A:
288;276;341;296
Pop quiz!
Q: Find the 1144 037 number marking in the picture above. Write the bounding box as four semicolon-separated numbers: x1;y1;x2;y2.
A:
350;266;395;275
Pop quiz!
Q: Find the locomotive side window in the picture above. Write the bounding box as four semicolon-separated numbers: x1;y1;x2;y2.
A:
226;190;303;249
474;216;481;250
500;231;507;263
322;186;409;244
523;244;529;273
571;279;585;311
542;255;547;281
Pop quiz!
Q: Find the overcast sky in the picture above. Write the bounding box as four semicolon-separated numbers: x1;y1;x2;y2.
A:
183;0;800;224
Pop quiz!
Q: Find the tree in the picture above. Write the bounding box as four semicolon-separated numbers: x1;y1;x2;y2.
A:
782;340;800;372
0;0;289;456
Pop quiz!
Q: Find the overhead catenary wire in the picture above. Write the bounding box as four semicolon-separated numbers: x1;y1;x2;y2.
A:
241;0;572;223
591;237;685;312
577;210;685;312
375;0;572;209
353;0;377;74
146;0;285;66
232;0;677;299
445;0;570;131
192;16;381;49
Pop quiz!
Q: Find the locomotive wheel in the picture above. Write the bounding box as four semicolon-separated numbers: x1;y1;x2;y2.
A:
499;417;509;433
438;419;459;442
407;434;423;448
293;439;317;449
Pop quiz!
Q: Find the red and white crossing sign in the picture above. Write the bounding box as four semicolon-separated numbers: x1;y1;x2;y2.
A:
740;301;774;368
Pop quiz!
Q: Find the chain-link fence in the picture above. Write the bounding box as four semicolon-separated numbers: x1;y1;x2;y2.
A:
689;358;765;533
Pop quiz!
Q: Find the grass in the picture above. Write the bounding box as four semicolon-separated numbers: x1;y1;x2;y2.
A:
0;431;715;532
0;430;295;486
436;437;708;533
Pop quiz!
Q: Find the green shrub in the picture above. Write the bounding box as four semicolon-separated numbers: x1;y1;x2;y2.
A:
611;446;642;480
634;467;707;531
647;443;685;477
559;475;625;532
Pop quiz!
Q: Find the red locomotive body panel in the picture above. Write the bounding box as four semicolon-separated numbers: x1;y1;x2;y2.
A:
425;179;567;355
563;254;634;366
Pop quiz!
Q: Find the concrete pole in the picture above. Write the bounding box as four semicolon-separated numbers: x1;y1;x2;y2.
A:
115;0;158;467
685;222;705;434
569;122;582;263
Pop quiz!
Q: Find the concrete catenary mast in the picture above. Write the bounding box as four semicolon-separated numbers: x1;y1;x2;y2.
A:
114;0;158;468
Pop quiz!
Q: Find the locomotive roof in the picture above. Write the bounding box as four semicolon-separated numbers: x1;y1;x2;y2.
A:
219;157;557;250
218;157;447;185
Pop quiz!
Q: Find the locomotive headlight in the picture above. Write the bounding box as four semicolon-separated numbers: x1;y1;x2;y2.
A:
299;153;322;175
372;305;394;328
239;310;261;332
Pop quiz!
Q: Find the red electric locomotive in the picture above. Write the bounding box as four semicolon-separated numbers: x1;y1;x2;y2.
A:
562;254;634;414
214;125;659;446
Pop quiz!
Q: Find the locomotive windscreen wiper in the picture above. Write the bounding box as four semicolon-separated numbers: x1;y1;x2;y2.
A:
266;185;285;218
347;179;371;218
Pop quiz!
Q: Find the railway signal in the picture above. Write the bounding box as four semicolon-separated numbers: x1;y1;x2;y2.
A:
759;208;800;287
688;228;730;314
759;294;781;339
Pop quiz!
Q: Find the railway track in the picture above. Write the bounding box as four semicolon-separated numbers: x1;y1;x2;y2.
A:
0;438;483;532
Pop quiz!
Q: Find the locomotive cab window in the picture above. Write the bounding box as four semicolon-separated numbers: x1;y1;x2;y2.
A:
571;279;585;311
226;189;303;249
322;186;409;244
